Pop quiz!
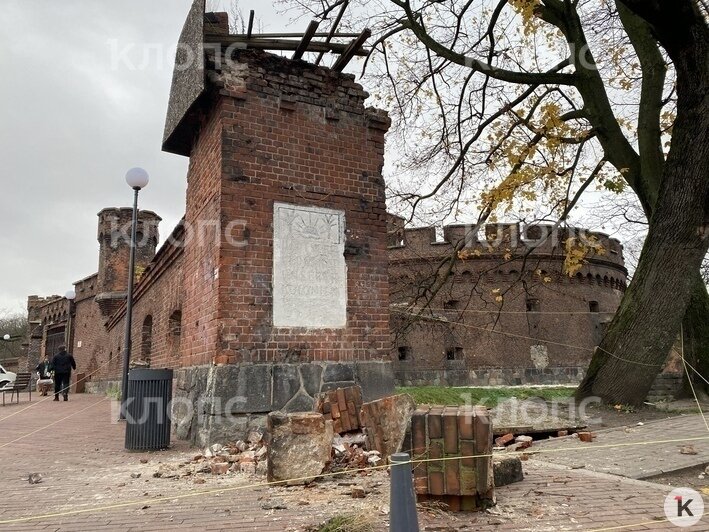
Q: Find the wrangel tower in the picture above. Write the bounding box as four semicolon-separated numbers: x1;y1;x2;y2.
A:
163;1;395;445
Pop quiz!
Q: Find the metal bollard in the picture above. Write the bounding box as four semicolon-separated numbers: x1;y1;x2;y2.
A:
389;452;420;532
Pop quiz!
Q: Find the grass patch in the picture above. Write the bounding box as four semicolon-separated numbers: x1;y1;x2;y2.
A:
312;514;375;532
397;386;575;407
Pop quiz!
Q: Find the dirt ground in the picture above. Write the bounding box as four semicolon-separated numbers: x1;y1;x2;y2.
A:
646;463;709;490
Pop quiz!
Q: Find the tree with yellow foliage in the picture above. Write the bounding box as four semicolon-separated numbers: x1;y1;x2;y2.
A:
281;0;709;404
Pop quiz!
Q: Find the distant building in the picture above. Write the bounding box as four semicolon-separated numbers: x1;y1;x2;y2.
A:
387;215;628;387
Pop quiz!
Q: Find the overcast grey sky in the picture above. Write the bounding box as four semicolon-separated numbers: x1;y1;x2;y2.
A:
0;0;291;313
0;0;640;316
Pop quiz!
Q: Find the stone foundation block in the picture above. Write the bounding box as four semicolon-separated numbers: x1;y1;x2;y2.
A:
172;360;394;446
267;412;333;485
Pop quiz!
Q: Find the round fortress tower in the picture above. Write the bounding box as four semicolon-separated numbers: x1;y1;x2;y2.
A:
388;218;627;386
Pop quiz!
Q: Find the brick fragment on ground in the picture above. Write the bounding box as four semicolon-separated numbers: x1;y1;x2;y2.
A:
351;486;366;498
578;431;594;443
360;393;416;461
210;462;229;475
514;435;533;449
495;433;514;446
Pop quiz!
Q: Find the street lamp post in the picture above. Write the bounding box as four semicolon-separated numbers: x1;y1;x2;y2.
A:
120;167;149;420
65;290;76;352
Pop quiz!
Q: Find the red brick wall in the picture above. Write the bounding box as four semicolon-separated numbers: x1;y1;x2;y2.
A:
72;274;109;380
179;96;225;368
104;225;185;377
177;50;391;366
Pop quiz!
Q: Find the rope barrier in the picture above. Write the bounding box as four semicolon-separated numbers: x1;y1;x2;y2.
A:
2;314;707;527
1;433;709;525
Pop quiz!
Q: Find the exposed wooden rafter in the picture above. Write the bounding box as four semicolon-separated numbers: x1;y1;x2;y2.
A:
292;20;320;61
203;6;371;72
203;34;370;57
315;0;349;66
331;28;372;72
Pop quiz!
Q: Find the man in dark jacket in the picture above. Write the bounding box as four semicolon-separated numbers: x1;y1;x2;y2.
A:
51;346;76;401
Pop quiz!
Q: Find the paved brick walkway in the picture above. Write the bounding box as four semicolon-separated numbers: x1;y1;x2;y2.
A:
0;394;707;531
532;414;709;479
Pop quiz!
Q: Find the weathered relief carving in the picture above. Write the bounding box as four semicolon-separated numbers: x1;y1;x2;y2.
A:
273;203;347;328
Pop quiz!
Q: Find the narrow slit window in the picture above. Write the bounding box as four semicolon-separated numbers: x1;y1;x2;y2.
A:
398;346;410;361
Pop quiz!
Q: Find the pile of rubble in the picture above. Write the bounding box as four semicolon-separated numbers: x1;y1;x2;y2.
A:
151;388;414;485
153;431;268;480
330;433;383;472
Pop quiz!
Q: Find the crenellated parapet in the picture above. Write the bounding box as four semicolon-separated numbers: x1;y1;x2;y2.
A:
27;295;70;327
388;219;625;272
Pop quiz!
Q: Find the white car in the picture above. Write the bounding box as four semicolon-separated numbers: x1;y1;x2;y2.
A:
0;364;17;390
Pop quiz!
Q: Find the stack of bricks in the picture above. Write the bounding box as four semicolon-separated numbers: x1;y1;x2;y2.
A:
411;405;495;511
314;386;363;433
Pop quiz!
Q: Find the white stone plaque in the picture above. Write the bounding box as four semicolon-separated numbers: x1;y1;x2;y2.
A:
273;202;347;328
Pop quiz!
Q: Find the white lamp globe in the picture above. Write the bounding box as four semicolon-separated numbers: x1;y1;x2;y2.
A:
125;167;149;189
2;334;10;341
65;290;76;301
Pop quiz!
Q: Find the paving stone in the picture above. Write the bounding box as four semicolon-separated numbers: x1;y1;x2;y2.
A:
1;394;705;531
532;414;709;479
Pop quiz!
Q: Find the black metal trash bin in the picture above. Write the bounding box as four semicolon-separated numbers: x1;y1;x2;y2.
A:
124;368;173;451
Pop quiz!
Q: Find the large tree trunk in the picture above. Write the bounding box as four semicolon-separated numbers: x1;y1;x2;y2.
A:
578;0;709;404
679;275;709;399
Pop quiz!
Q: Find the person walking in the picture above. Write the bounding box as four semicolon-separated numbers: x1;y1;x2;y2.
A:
35;355;53;396
51;346;76;402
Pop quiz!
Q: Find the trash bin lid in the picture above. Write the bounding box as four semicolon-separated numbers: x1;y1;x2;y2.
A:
128;368;174;381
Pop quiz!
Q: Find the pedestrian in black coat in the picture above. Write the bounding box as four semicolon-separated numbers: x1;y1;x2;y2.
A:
51;346;76;401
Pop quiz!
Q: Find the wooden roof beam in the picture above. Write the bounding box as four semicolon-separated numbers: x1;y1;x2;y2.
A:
203;35;370;56
331;28;371;72
292;20;320;61
246;10;255;39
315;0;349;66
228;32;361;39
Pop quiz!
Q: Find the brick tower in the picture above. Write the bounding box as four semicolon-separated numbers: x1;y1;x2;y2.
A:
163;2;395;444
95;208;161;317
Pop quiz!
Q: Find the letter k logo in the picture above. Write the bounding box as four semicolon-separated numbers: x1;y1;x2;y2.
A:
676;496;694;517
666;488;703;526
